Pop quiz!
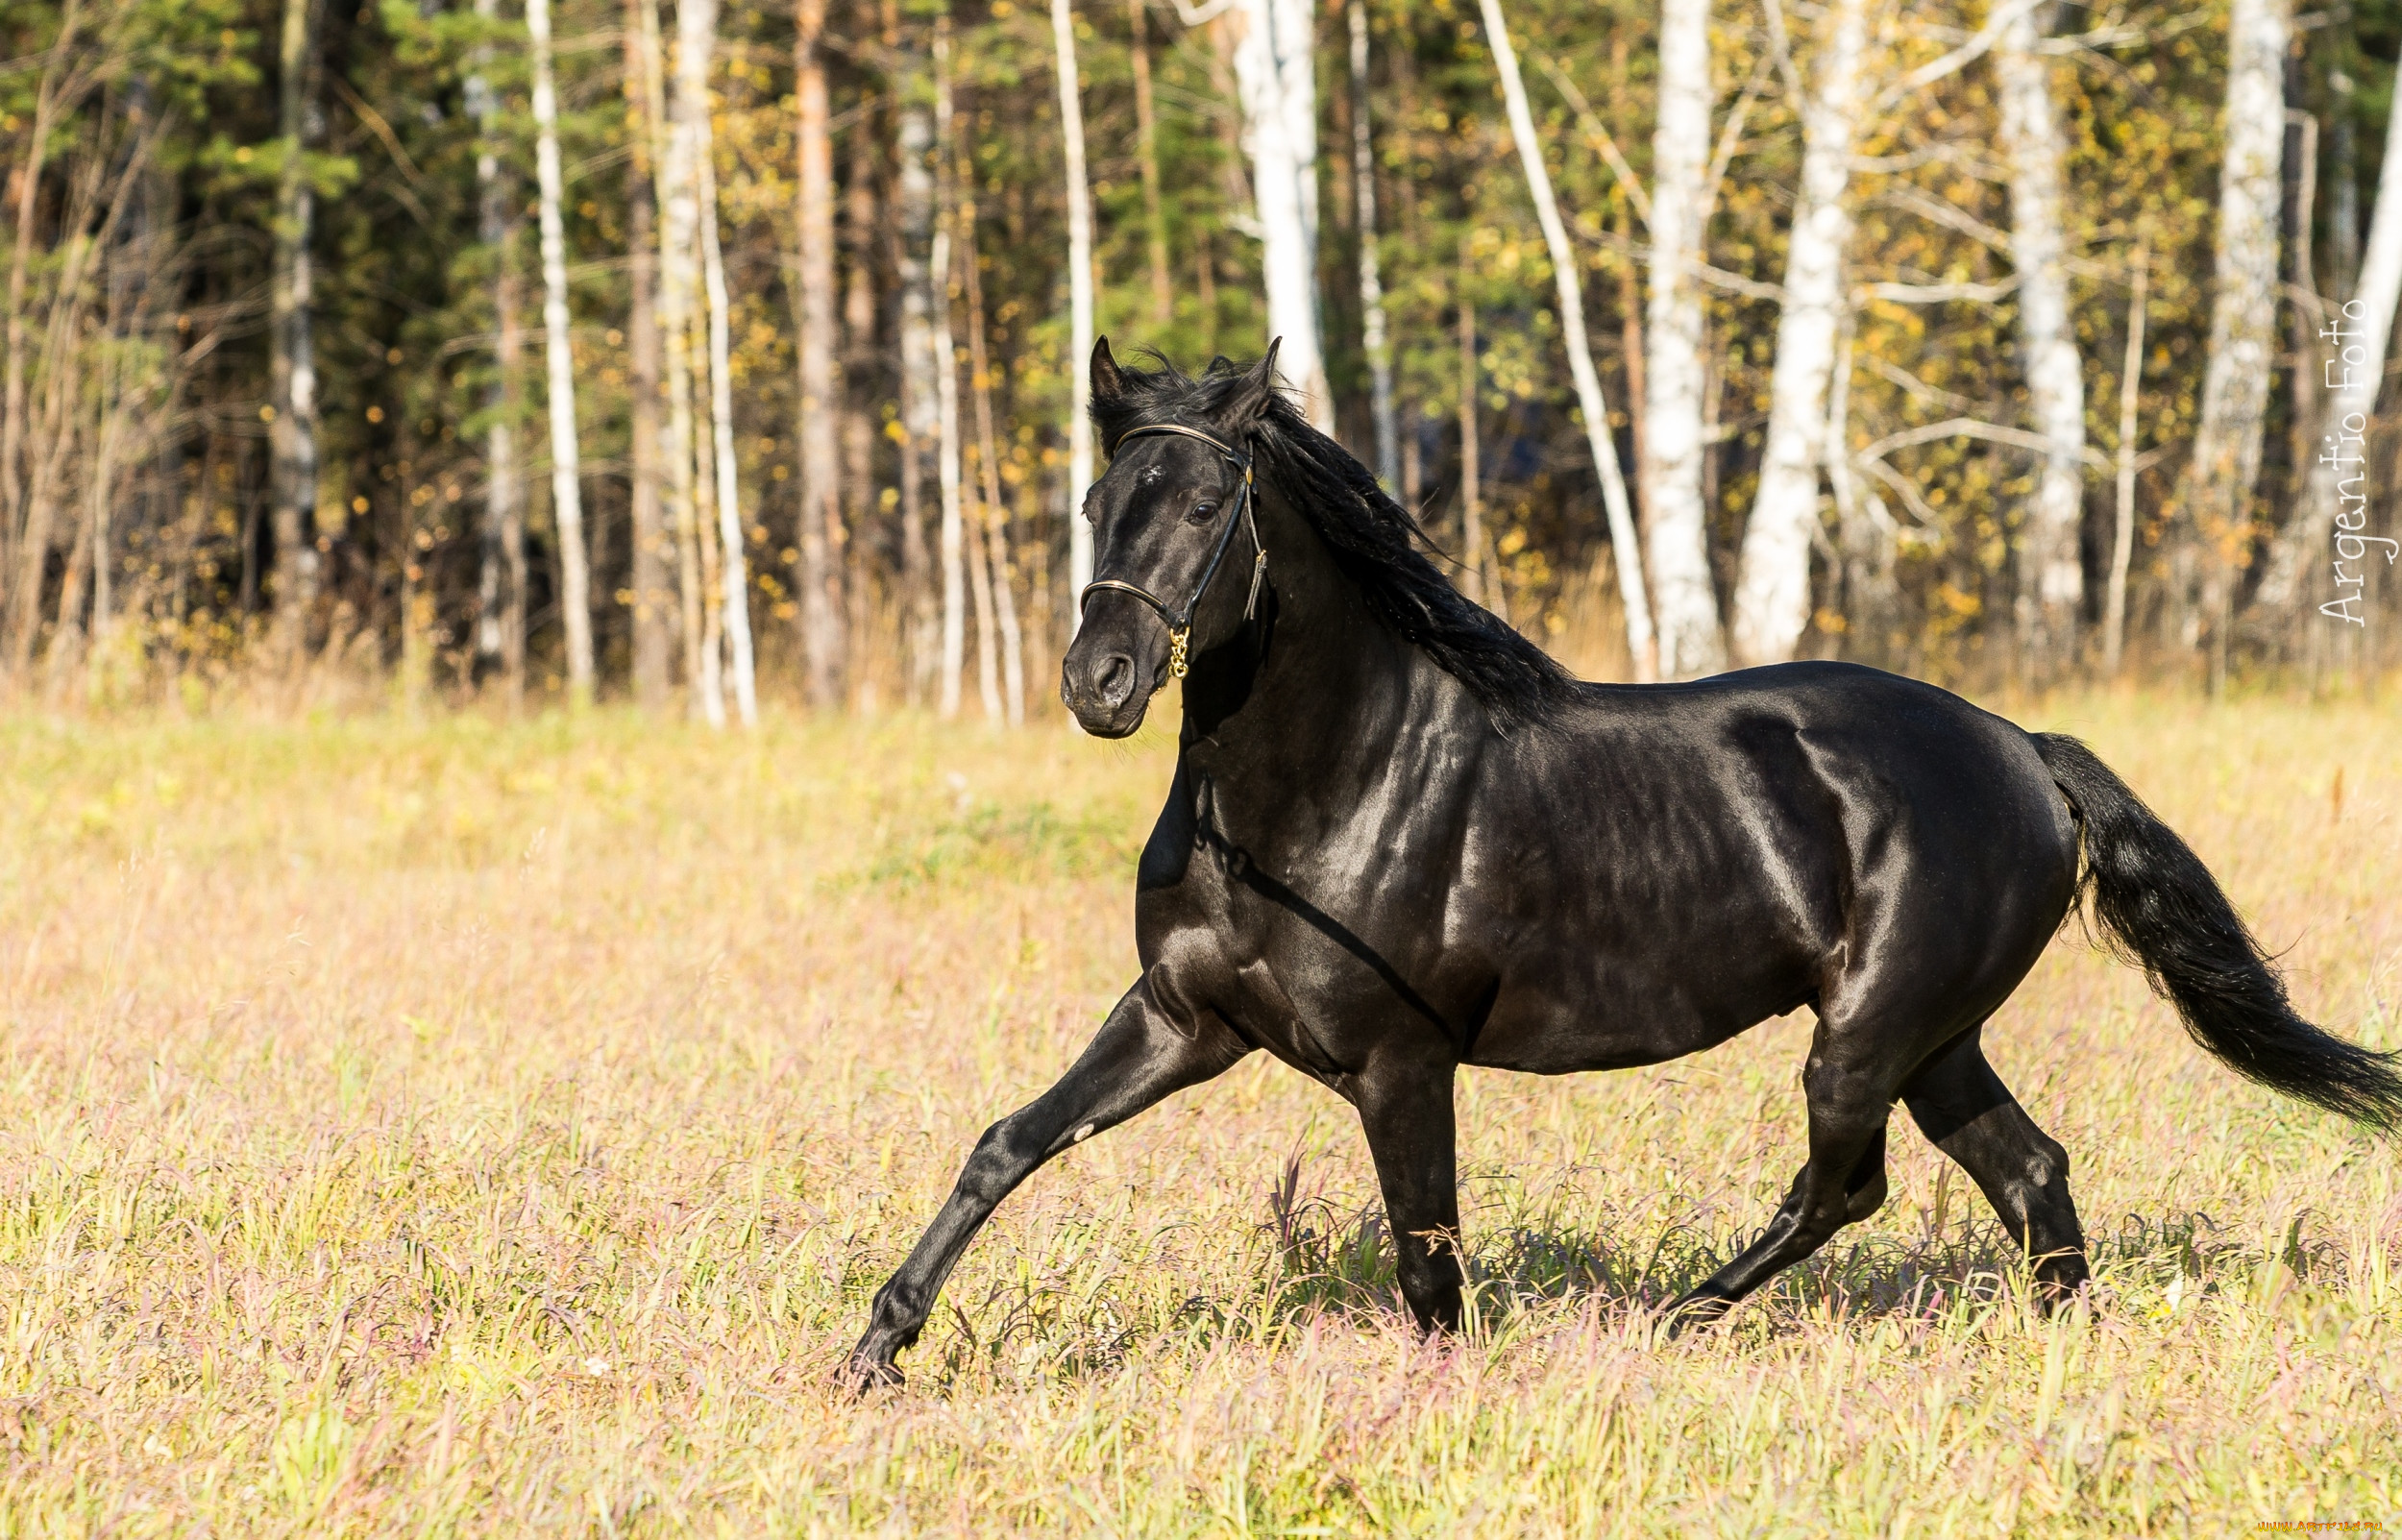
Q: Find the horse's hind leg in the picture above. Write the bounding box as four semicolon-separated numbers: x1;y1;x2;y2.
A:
1900;1025;2089;1306
1664;1018;1899;1332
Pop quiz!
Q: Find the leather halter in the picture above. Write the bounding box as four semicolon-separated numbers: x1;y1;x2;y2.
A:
1077;423;1268;680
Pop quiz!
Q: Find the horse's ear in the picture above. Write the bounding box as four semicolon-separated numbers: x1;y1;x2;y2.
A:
1226;338;1283;425
1091;336;1125;403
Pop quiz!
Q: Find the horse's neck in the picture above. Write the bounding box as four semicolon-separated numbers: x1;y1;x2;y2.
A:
1177;481;1456;810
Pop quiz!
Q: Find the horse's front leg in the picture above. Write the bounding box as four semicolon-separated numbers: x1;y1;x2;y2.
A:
842;977;1249;1390
1353;1054;1464;1332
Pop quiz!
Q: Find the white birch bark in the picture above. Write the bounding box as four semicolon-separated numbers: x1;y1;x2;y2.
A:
527;0;594;704
694;53;758;728
2179;0;2289;643
793;0;842;708
1731;0;1869;667
2106;248;2147;672
1996;0;2085;665
934;25;968;718
1642;0;1725;676
468;0;518;678
650;0;710;719
1477;0;1655;677
895;95;938;697
2259;60;2402;620
1229;0;1331;428
1050;0;1098;622
269;0;322;648
1350;0;1397;488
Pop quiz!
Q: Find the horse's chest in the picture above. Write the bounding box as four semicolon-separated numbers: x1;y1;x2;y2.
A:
1137;803;1467;1078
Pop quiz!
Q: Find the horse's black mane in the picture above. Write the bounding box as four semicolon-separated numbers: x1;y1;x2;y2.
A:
1093;353;1574;726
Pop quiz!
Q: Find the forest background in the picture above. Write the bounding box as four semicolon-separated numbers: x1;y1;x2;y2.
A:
4;0;2400;721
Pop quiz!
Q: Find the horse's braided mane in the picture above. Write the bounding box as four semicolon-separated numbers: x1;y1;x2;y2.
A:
1093;352;1575;727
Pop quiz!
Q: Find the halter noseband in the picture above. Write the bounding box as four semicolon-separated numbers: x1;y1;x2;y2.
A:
1077;424;1268;680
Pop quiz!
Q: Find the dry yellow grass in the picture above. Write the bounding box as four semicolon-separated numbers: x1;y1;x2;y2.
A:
0;686;2396;1535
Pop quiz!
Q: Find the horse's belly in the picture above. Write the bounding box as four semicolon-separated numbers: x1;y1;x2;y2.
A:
1461;959;1817;1075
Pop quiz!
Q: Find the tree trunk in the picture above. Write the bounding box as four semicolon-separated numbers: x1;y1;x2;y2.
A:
2177;0;2290;656
689;0;758;728
794;0;844;708
1997;0;2086;672
623;0;671;708
934;21;969;718
2106;246;2147;673
1;0;82;589
1229;0;1330;428
270;0;323;655
1641;0;1724;676
1050;0;1098;623
1130;0;1173;330
896;54;939;698
651;0;710;717
961;183;1026;724
2258;42;2402;631
1350;0;1397;489
1458;272;1483;604
470;0;523;698
842;128;878;697
1826;304;1895;654
1731;0;1868;667
1477;0;1654;678
528;0;594;703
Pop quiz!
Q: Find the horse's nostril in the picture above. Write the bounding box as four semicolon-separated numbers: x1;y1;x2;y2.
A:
1094;653;1135;707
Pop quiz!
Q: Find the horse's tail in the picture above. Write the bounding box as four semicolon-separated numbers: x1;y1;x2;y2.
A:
2033;732;2402;1133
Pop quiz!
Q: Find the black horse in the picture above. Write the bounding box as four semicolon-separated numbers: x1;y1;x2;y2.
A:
843;343;2402;1387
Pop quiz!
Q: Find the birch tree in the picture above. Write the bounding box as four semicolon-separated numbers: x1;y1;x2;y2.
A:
1227;0;1331;428
689;0;759;728
269;0;323;651
1996;0;2085;668
1730;0;1870;667
1350;0;1397;488
2257;60;2402;628
794;0;844;707
469;0;525;694
1050;0;1097;617
1642;0;1726;676
527;0;594;704
622;0;671;707
961;183;1028;722
2176;0;2289;651
934;22;969;718
646;0;708;713
1478;0;1654;676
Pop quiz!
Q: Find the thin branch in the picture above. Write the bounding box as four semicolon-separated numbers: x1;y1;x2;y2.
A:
1877;183;2012;251
1757;0;1805;112
1701;51;1771;223
1869;0;2044;116
1855;414;2109;468
1860;275;2022;305
1857;458;1945;529
1535;55;1651;228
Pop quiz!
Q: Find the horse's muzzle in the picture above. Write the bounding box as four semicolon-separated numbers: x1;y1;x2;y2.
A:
1061;614;1166;738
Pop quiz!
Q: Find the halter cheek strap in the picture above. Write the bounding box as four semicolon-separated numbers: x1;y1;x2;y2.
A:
1077;423;1268;680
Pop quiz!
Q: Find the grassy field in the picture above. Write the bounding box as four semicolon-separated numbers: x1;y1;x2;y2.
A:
0;686;2397;1535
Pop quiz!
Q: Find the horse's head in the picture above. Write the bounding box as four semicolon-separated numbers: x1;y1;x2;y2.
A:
1061;339;1281;738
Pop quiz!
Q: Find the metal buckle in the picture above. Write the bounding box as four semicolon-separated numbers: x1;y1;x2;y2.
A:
1077;425;1268;681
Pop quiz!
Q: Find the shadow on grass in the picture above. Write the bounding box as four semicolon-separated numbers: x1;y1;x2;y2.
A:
908;1153;2354;1388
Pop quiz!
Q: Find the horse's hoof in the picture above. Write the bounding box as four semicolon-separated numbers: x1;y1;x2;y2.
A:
1659;1295;1732;1339
838;1354;905;1396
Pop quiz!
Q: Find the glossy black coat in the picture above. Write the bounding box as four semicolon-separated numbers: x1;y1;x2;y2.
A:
842;347;2390;1388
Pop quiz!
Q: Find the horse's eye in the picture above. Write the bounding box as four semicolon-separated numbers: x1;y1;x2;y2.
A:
1193;501;1219;519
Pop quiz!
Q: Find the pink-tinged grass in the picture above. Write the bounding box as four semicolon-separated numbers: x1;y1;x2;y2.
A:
0;688;2395;1535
